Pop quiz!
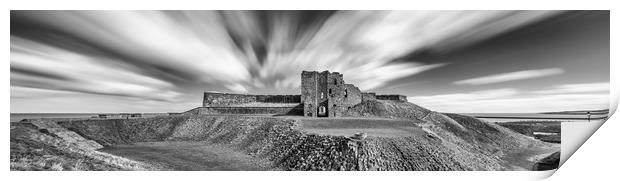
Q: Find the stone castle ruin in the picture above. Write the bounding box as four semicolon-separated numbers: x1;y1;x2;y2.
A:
192;70;407;117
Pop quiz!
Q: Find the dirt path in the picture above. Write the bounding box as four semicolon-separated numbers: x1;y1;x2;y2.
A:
298;118;427;137
98;141;277;171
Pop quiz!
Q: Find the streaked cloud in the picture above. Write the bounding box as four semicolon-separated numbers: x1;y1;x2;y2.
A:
454;68;564;85
409;88;520;105
410;83;609;113
412;93;608;113
11;86;194;113
533;82;609;94
10;10;569;112
10;86;76;99
11;11;559;94
11;37;181;101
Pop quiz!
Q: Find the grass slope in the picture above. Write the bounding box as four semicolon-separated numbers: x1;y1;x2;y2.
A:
345;100;560;170
54;115;494;170
11;100;559;171
10;123;161;171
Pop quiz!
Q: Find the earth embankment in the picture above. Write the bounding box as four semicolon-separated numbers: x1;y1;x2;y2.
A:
57;115;474;170
11;100;559;171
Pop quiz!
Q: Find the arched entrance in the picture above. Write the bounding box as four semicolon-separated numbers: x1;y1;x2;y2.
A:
318;106;327;117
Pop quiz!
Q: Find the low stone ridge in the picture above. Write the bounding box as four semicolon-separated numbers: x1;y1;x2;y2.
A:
10;122;159;171
532;151;560;171
21;119;103;150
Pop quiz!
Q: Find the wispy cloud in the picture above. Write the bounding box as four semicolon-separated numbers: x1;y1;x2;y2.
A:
10;10;565;112
410;82;609;113
11;11;559;95
11;37;181;101
10;86;194;113
409;88;520;105
533;82;609;94
413;93;608;113
454;68;564;85
10;86;76;99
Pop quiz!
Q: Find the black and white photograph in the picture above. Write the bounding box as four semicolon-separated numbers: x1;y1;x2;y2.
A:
9;10;610;171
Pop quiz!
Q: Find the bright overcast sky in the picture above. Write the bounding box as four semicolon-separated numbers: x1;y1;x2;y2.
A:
10;10;609;113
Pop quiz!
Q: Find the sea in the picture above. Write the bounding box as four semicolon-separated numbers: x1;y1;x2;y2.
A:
10;113;98;122
10;113;169;122
460;113;608;122
10;112;608;123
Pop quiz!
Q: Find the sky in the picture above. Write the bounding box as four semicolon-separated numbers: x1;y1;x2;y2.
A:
10;10;609;113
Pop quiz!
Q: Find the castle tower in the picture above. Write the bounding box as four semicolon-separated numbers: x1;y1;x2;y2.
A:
301;70;361;117
301;71;327;117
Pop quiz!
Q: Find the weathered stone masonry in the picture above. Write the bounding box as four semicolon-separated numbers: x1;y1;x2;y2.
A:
203;92;301;107
186;105;304;115
361;92;376;102
197;70;408;117
375;95;408;102
301;71;365;117
300;70;407;117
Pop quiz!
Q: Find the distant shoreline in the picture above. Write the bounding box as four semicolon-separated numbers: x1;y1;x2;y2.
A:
10;113;172;122
473;116;607;120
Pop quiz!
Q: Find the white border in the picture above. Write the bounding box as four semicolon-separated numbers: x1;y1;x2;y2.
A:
3;1;618;181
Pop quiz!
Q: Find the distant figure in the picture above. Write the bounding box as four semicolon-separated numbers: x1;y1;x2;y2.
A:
587;111;591;122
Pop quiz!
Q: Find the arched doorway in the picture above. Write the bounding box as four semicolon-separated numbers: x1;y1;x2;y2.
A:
318;106;327;117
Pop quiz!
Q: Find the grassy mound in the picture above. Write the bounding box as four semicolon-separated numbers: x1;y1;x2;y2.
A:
344;100;432;120
51;114;514;170
55;115;471;170
11;100;559;171
10;123;161;171
344;100;559;170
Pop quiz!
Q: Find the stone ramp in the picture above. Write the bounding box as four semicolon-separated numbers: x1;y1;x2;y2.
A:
22;119;104;150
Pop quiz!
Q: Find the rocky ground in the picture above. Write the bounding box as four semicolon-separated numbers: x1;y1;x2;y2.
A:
10;100;560;171
10;122;162;171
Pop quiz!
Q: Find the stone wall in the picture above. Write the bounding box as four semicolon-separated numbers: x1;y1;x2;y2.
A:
186;104;304;115
317;71;329;117
256;95;300;103
376;94;408;102
361;92;376;102
343;84;362;110
301;71;331;117
203;92;300;107
203;70;407;117
301;71;318;117
327;73;345;117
